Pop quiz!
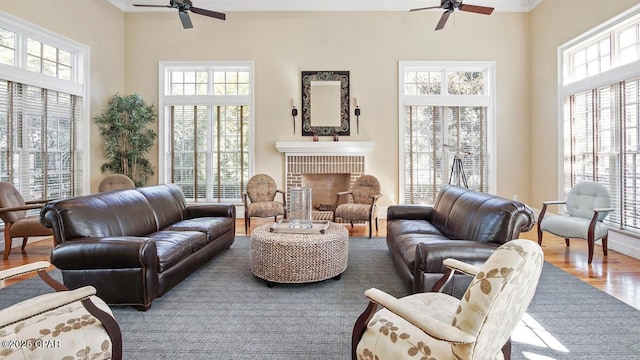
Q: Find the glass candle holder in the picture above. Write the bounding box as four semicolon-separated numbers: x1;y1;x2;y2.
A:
289;187;313;229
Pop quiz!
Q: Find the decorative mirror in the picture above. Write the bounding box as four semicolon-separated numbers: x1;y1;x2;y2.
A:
301;71;350;136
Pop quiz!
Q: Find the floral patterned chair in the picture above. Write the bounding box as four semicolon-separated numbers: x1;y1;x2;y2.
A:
333;175;382;238
352;239;544;360
0;261;122;360
243;174;287;234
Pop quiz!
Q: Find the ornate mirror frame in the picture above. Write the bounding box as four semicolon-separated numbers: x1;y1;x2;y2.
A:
301;71;350;136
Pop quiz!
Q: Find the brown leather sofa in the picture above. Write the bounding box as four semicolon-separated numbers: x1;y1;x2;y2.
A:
386;185;535;298
41;184;235;310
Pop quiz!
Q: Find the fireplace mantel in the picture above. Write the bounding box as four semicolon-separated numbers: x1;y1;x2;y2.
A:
275;141;373;155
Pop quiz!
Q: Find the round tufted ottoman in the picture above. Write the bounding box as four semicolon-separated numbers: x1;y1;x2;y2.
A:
250;222;349;287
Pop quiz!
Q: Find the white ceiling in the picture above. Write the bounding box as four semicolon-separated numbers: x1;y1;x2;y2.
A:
107;0;544;13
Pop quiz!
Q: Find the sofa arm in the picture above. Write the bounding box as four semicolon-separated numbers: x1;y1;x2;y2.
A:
414;242;500;294
415;241;499;274
184;204;235;219
387;205;434;221
50;237;158;270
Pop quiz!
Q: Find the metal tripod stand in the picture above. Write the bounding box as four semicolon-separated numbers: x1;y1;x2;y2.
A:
448;154;468;188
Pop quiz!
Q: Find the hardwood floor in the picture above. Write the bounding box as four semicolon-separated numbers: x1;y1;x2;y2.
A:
2;218;639;310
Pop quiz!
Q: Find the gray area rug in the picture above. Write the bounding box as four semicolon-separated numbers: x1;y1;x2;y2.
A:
1;237;639;359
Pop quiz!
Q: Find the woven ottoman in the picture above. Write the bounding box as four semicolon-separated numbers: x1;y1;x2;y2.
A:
250;222;349;287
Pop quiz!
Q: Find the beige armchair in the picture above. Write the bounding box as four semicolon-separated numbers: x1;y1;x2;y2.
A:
243;174;287;234
537;181;614;264
352;239;544;360
0;261;122;359
333;175;382;238
98;174;136;192
0;182;54;260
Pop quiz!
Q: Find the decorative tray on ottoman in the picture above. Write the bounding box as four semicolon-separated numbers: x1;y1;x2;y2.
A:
269;220;330;234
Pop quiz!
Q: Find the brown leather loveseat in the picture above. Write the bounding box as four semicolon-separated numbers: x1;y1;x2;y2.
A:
386;185;535;298
41;184;235;310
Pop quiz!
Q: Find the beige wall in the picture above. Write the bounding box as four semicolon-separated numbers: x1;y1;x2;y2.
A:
124;10;531;206
0;0;126;192
13;1;636;207
529;0;640;206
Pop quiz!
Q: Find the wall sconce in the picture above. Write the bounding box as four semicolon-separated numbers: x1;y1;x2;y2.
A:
291;99;298;134
354;98;361;134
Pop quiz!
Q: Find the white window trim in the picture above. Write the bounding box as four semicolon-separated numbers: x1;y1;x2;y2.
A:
157;60;255;188
0;10;91;195
557;3;640;200
398;60;497;203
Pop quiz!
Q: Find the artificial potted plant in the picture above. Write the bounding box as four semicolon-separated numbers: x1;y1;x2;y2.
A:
95;93;158;187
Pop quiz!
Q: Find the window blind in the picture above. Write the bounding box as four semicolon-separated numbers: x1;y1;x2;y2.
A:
0;80;80;200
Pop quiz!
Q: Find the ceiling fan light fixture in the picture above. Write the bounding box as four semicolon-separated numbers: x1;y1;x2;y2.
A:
409;0;494;31
133;0;226;29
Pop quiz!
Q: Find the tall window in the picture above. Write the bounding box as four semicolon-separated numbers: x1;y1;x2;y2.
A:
399;61;495;204
0;12;87;200
160;62;253;203
561;5;640;232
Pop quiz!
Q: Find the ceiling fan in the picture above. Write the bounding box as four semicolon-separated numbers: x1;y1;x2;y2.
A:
410;0;494;31
133;0;226;29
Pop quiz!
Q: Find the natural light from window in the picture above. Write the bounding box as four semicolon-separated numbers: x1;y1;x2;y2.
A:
512;313;569;359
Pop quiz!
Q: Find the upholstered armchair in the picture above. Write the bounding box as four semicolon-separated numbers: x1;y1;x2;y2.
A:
352;239;544;360
243;174;287;234
0;261;122;359
538;181;614;264
98;174;135;192
0;182;54;260
333;175;382;238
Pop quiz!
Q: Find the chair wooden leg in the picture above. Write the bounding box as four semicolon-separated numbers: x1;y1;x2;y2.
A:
368;221;372;239
21;237;29;250
587;236;595;264
3;229;12;260
565;238;570;247
537;227;543;245
502;337;512;360
602;235;608;256
245;217;250;235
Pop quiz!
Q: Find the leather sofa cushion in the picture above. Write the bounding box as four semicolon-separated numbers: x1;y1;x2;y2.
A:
386;219;443;254
165;217;234;243
433;189;519;244
151;231;207;272
44;190;158;242
137;184;186;229
416;241;500;273
393;233;451;272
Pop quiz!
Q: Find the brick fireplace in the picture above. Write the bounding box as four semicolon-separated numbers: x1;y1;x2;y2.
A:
276;141;373;220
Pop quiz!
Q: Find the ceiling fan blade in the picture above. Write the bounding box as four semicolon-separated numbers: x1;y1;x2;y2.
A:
409;5;443;12
458;4;494;15
190;7;226;21
435;10;452;30
133;4;172;8
178;11;193;29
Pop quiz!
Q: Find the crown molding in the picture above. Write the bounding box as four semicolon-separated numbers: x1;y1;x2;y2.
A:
106;0;126;11
119;0;541;13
